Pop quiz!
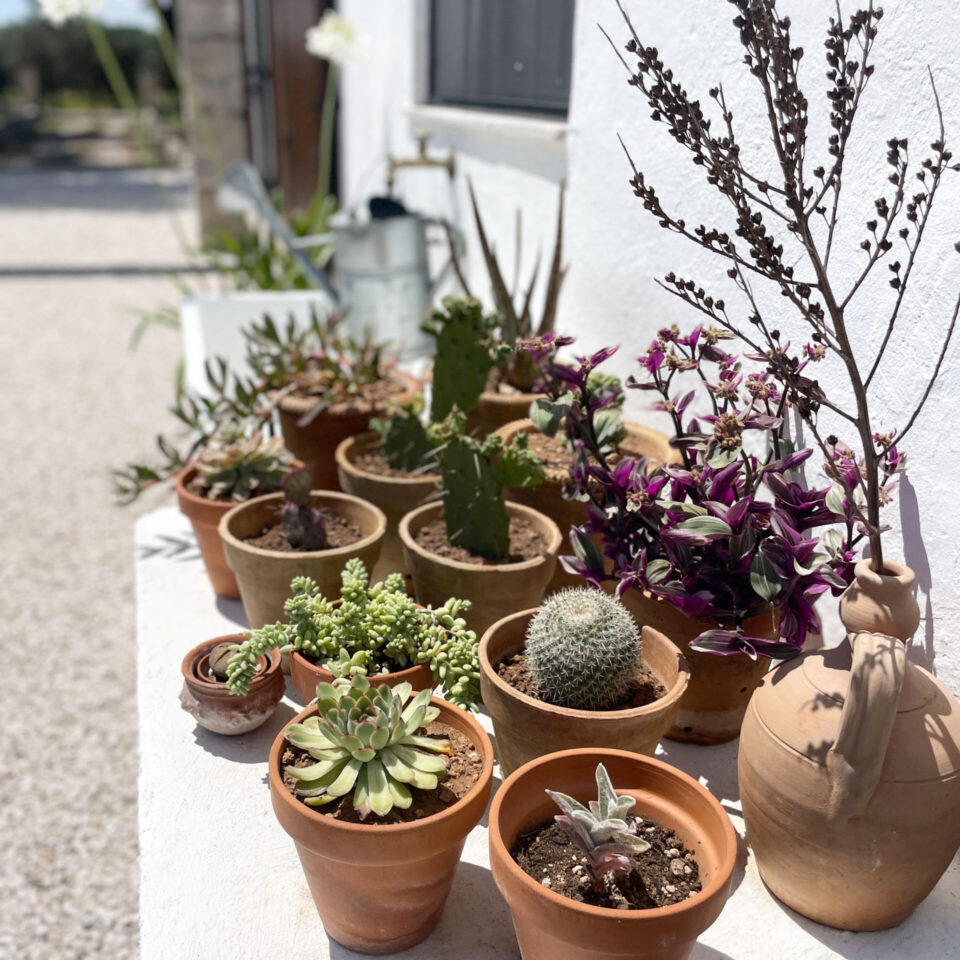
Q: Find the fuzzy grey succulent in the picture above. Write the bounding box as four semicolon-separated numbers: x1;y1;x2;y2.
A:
284;675;452;819
547;763;650;886
525;588;641;711
194;421;292;502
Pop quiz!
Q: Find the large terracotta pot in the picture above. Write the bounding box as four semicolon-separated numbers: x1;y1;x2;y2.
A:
479;608;689;776
269;697;494;954
179;635;284;735
335;432;440;586
277;370;420;491
290;650;433;705
219;491;386;628
838;559;922;639
464;387;540;438
489;748;737;960
495;419;678;593
398;501;561;638
739;560;960;930
621;588;777;744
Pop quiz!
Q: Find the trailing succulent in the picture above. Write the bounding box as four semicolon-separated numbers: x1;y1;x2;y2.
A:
284;675;452;819
281;466;327;550
225;558;481;709
526;589;641;711
547;763;650;891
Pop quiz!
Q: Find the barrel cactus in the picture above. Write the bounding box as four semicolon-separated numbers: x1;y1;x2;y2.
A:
525;589;641;710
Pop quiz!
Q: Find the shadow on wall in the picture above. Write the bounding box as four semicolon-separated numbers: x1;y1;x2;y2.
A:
900;477;935;672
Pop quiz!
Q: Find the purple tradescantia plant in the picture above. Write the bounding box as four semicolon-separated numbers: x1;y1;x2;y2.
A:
524;325;869;659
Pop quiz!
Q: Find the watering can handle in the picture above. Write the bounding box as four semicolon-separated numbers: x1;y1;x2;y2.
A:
825;631;905;824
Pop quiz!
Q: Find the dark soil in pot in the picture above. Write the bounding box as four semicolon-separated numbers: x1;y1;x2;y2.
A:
288;376;406;408
512;815;702;910
243;508;363;552
351;447;440;481
414;516;547;565
524;432;575;477
281;721;482;824
497;651;667;709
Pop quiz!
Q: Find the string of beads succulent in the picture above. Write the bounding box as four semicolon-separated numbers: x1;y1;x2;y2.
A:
525;589;641;711
284;675;452;819
225;559;482;709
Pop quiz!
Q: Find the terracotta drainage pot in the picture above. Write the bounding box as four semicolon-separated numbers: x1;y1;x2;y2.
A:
277;370;420;491
739;560;960;930
179;636;284;735
269;697;494;954
290;650;433;705
489;748;737;960
480;608;689;776
398;501;561;638
335;432;440;585
495;419;678;593
464;387;541;438
219;491;386;628
620;588;778;744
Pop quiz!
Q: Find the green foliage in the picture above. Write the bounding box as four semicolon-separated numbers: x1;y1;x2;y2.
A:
371;397;433;472
226;559;481;709
421;296;509;422
192;421;291;502
284;675;452;819
433;418;544;560
525;589;641;710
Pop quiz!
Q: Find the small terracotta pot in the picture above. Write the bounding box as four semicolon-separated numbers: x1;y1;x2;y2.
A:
269;697;494;954
464;387;541;438
489;748;737;960
620;589;778;745
290;650;434;705
479;608;690;776
219;491;386;628
398;501;562;638
277;371;421;491
838;559;921;640
335;432;440;585
495;419;678;592
179;636;284;735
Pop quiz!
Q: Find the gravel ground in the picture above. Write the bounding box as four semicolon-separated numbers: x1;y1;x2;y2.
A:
0;162;194;959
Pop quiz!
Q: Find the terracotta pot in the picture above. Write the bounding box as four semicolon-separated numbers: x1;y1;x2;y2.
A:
179;636;284;735
335;432;440;585
620;588;777;745
219;491;386;628
460;387;538;438
479;608;690;776
277;370;421;491
494;419;678;593
398;501;561;638
290;650;433;705
739;558;960;930
489;748;737;960
269;697;494;954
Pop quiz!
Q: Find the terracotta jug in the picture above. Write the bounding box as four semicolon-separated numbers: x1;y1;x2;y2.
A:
739;560;960;930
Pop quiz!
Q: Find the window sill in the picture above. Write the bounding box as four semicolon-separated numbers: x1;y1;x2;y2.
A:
405;103;567;149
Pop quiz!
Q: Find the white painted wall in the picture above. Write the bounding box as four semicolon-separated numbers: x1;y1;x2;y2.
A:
338;0;960;690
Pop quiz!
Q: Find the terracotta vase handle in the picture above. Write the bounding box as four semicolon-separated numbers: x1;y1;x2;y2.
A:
825;631;905;824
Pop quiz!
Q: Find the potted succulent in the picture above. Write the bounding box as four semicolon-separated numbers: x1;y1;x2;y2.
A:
244;312;420;490
179;635;284;735
607;0;960;928
479;589;689;776
224;557;481;709
398;412;562;638
489;752;736;960
268;674;494;954
219;466;385;628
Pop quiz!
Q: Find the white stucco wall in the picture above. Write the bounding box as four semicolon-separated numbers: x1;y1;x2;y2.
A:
338;0;960;691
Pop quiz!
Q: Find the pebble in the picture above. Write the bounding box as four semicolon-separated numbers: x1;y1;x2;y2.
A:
665;848;680;858
670;858;687;876
541;877;552;887
665;884;677;894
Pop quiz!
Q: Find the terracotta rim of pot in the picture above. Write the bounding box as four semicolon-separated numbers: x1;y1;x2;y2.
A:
849;558;915;589
277;369;421;419
479;608;689;721
269;695;494;838
334;432;440;489
489;747;737;921
398;500;562;574
477;386;541;410
218;490;387;561
181;635;280;695
290;650;433;702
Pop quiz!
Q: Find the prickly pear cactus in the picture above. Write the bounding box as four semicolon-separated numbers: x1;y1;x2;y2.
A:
371;401;433;472
422;296;509;422
525;589;642;710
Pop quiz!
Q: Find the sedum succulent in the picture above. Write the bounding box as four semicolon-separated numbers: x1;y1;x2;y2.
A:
225;559;481;709
284;675;452;819
194;421;292;502
546;763;650;887
525;589;641;711
281;466;327;549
